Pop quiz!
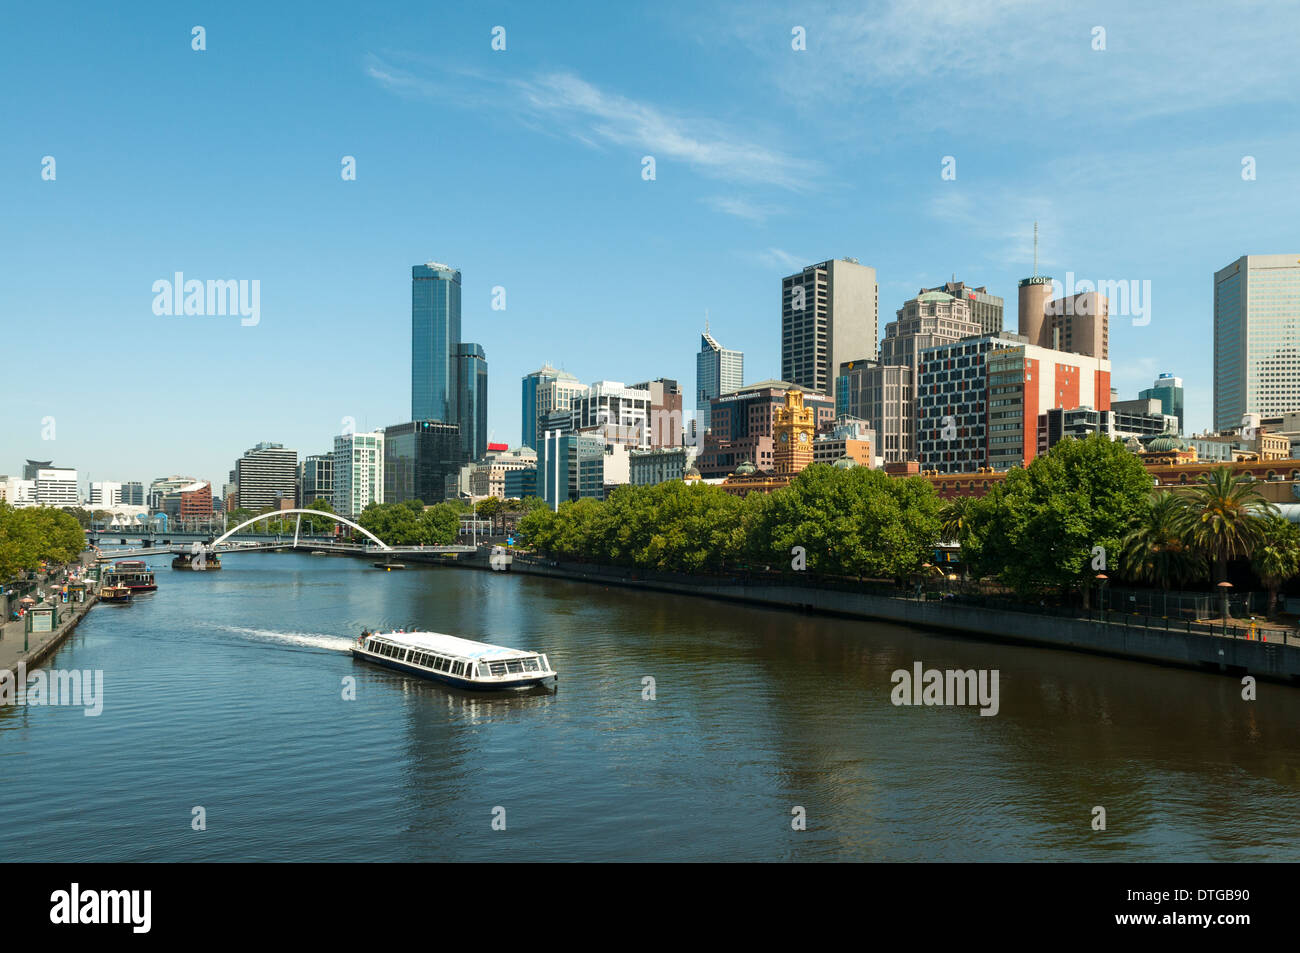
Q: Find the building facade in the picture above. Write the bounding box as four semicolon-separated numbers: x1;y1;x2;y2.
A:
456;342;489;463
234;443;298;510
1213;254;1300;431
782;258;879;399
332;431;385;517
1138;372;1185;434
382;421;460;505
922;280;1004;336
412;261;462;423
697;380;835;478
298;455;334;507
696;328;744;433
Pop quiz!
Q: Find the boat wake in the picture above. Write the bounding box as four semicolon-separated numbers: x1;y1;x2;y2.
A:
204;623;355;654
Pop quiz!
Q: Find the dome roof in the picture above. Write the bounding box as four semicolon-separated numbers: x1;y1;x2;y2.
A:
734;460;757;476
683;466;702;480
1146;435;1187;452
832;455;858;469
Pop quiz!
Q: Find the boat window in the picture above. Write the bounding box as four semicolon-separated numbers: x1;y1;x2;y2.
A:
438;657;451;672
489;661;508;677
506;660;524;674
523;658;539;672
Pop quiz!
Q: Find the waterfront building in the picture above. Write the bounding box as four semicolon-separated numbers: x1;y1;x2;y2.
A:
782;258;879;399
412;262;462;423
234;443;298;510
332;431;385;517
1213;254;1300;431
697;380;835;478
1138;373;1185;434
119;481;145;506
298;454;334;507
149;475;199;512
539;430;606;509
469;446;537;500
161;481;212;521
382;421;460;505
696;327;744;433
456;343;489;463
30;466;78;507
631;378;684;449
921;280;1004;336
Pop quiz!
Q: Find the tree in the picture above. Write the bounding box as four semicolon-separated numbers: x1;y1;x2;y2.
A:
961;434;1152;597
1182;467;1275;583
1250;515;1300;617
938;496;972;543
1119;491;1203;590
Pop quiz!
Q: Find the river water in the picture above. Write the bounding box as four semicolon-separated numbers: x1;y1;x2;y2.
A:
2;552;1298;861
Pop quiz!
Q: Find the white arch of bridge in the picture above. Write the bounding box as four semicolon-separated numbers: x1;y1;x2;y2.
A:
211;509;392;551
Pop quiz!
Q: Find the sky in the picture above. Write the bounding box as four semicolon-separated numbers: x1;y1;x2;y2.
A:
2;0;1299;491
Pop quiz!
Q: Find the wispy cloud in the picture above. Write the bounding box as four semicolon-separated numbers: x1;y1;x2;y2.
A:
365;55;821;190
703;195;777;222
753;248;810;271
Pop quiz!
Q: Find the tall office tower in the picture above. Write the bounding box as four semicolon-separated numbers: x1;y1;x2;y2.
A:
696;326;744;432
120;481;145;506
456;343;488;462
522;364;566;449
572;381;653;448
383;420;461;504
298;455;334;506
332;431;385;517
1138;372;1185;434
234;442;298;510
781;258;879;399
1214;254;1300;431
922;280;1004;335
881;289;984;409
837;360;914;463
632;378;684;448
412;262;462;423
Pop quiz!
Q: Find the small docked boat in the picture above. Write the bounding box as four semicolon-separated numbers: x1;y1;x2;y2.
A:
101;561;157;593
352;630;556;691
372;562;406;570
100;584;133;603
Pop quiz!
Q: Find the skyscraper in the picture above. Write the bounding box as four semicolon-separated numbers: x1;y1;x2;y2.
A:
1138;373;1185;434
456;342;489;461
781;258;878;400
234;443;298;510
521;365;563;449
922;280;1004;335
332;431;384;517
696;327;743;433
411;262;462;423
1214;254;1300;431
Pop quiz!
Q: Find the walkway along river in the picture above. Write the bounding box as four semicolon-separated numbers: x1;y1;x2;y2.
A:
2;551;1299;861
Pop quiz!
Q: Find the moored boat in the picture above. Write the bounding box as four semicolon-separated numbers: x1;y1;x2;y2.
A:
100;584;133;603
101;561;157;593
352;630;556;691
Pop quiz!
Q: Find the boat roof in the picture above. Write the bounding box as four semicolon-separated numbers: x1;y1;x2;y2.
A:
368;630;541;661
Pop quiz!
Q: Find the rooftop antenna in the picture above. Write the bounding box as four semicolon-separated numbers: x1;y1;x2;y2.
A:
705;309;710;333
1033;221;1039;278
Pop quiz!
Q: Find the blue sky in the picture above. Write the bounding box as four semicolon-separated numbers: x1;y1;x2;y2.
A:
3;0;1298;490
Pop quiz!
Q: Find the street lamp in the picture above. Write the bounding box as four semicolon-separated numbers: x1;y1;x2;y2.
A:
1217;581;1234;635
1094;572;1108;618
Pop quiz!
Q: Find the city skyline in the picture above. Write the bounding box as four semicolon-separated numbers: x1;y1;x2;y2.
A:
5;2;1300;483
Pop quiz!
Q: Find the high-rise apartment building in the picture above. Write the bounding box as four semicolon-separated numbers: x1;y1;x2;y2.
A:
696;327;743;432
411;262;462;423
234;443;298;510
332;431;384;517
1213;254;1300;431
781;258;879;399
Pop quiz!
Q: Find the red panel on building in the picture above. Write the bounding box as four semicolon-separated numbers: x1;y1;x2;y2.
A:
1094;370;1111;411
1022;358;1040;465
487;442;508;452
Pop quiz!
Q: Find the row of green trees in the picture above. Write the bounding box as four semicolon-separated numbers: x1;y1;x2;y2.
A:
0;504;85;580
518;466;943;578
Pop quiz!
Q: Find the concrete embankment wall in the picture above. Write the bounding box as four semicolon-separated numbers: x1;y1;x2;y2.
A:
444;553;1300;683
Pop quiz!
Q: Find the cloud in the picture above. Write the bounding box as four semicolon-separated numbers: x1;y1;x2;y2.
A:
703;195;776;222
753;248;809;271
365;55;821;190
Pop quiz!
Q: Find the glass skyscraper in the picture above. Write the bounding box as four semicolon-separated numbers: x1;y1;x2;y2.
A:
456;343;489;462
1214;254;1300;431
696;327;743;433
1138;373;1185;434
412;262;462;423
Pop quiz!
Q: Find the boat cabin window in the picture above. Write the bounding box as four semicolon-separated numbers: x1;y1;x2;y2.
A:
452;662;465;676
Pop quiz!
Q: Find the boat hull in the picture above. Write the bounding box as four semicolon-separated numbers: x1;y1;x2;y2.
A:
351;648;555;691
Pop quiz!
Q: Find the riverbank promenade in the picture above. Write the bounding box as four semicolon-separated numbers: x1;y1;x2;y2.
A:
0;554;98;672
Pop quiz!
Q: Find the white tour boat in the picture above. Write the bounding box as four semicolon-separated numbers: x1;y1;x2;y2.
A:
352;629;557;691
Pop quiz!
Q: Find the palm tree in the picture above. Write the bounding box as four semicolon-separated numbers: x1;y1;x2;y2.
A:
938;496;971;543
1120;491;1202;589
1182;468;1275;583
1251;515;1300;617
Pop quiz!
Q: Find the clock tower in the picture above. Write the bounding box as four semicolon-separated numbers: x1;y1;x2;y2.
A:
773;388;816;475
